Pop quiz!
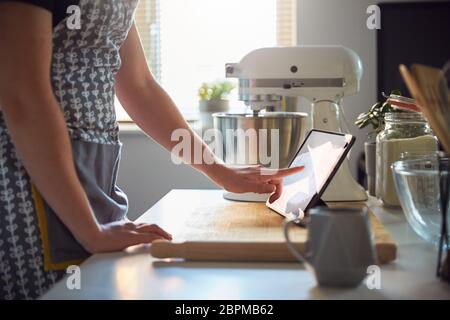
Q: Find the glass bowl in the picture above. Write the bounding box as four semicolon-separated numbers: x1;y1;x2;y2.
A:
391;156;449;246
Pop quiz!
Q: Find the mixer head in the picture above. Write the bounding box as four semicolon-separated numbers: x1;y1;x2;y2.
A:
225;45;363;112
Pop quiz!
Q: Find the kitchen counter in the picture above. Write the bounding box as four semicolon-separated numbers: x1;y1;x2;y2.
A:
42;189;450;299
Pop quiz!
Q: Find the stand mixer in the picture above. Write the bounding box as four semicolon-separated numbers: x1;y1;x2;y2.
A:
214;45;367;202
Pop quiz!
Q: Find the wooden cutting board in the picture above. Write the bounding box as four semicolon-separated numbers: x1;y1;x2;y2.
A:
150;201;397;264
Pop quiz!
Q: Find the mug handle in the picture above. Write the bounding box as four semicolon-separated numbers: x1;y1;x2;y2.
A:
283;218;308;263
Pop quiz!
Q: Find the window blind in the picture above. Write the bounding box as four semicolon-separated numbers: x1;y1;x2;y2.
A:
277;0;297;46
134;0;297;78
134;0;162;82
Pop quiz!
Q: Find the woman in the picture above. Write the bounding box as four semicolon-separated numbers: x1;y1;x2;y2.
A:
0;0;302;299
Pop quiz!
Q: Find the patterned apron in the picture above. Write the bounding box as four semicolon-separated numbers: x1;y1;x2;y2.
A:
0;0;138;299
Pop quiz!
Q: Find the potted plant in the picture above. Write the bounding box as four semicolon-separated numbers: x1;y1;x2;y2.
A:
355;90;400;196
198;81;235;130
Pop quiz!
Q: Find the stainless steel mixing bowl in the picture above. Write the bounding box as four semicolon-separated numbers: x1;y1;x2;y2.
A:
212;112;308;168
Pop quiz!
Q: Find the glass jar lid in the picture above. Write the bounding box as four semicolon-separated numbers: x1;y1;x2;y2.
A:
386;93;421;113
384;111;427;123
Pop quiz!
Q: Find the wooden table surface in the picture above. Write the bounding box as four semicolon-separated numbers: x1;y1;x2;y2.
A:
42;190;450;300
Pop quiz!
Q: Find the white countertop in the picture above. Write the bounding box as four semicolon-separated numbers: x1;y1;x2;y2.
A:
42;189;450;299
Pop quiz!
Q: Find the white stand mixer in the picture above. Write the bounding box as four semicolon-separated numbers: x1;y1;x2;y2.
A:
223;45;368;202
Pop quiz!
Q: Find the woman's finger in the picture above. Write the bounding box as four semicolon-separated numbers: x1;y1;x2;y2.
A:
137;224;172;240
138;224;172;240
268;179;283;203
124;222;137;230
130;232;166;245
246;182;276;194
99;231;164;251
251;166;304;182
261;166;304;179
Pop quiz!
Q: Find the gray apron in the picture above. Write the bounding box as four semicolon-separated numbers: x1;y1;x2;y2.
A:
33;140;128;267
34;0;138;270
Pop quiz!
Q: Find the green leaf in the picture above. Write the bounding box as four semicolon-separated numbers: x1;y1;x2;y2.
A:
356;113;367;120
370;102;381;112
355;89;405;133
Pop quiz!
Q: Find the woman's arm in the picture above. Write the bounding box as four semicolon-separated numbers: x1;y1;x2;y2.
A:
0;3;170;253
116;25;303;202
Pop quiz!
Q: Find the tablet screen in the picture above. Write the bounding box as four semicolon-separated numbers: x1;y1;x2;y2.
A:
266;130;354;218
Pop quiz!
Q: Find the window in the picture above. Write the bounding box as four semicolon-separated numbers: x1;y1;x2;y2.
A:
116;0;297;121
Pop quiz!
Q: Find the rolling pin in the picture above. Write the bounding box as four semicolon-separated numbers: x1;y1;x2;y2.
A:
150;240;306;262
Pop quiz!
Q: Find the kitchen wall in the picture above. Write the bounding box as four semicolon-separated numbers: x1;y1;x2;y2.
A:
119;0;433;220
118;127;217;220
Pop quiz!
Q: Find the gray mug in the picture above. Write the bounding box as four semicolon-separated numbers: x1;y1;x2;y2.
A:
284;207;377;287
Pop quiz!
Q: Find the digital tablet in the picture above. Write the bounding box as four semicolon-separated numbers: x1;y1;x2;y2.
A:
266;129;355;219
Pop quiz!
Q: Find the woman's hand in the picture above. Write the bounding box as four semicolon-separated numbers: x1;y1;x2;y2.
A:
85;220;172;254
208;164;305;203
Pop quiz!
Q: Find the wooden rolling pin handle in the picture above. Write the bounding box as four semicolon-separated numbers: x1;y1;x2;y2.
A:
151;241;261;260
150;240;184;259
150;240;306;262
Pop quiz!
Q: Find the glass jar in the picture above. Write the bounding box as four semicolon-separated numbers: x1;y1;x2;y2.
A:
376;112;438;207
